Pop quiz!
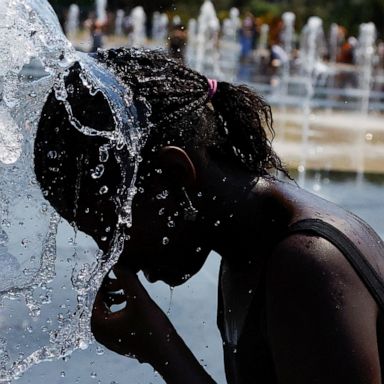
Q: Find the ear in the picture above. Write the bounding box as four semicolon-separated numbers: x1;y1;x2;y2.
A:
157;146;197;187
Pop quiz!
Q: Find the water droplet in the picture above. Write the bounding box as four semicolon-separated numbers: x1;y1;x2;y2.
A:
162;237;169;245
90;371;97;379
47;150;57;159
99;185;108;195
156;190;169;200
214;220;221;227
298;165;305;173
21;238;29;248
79;340;88;350
158;208;165;216
60;371;66;377
196;247;202;253
0;230;8;246
91;164;105;179
99;145;110;163
365;133;373;141
167;220;175;228
94;346;104;356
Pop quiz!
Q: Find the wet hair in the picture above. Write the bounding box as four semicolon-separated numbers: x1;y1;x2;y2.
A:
34;62;122;243
34;48;287;246
97;48;286;176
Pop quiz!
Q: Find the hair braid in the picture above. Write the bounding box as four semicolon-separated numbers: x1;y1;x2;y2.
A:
210;82;287;176
97;48;210;127
97;48;287;176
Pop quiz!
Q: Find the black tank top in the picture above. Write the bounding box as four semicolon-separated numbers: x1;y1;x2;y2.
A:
217;218;384;384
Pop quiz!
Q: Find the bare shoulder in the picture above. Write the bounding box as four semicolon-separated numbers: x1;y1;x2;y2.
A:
264;233;380;384
267;232;378;307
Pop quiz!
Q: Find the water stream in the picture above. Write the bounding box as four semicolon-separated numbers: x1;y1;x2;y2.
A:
0;0;147;381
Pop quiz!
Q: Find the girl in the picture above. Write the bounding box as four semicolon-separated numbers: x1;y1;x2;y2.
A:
35;48;384;384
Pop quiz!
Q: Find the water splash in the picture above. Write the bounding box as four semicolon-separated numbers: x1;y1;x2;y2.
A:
0;0;148;380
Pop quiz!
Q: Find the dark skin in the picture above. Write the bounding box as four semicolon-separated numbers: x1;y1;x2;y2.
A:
91;146;383;384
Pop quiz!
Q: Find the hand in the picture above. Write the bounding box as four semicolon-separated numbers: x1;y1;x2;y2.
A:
91;265;174;365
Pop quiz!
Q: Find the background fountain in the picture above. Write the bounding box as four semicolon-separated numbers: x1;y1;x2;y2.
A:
297;16;326;184
115;9;125;36
357;22;376;116
276;12;296;138
281;12;295;80
152;12;169;48
189;0;221;75
64;4;80;39
95;0;107;25
329;23;340;65
128;6;147;48
219;7;241;79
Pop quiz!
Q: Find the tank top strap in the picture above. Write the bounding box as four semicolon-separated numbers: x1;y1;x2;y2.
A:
285;218;384;312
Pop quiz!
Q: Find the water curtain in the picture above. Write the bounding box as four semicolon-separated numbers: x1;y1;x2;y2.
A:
0;0;147;380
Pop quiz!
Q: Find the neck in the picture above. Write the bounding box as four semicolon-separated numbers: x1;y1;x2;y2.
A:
193;173;293;265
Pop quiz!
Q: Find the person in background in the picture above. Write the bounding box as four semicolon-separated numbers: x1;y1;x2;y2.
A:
84;13;105;52
169;20;187;62
239;12;256;62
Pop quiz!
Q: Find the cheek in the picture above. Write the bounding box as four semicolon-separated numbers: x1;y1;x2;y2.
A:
133;189;185;236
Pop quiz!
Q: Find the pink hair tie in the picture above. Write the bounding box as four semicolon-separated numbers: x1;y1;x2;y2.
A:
207;78;218;99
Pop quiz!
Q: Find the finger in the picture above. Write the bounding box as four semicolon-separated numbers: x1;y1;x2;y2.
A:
112;265;143;294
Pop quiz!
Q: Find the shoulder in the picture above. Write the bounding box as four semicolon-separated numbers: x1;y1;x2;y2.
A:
263;234;380;383
268;231;373;293
263;232;380;384
266;231;378;319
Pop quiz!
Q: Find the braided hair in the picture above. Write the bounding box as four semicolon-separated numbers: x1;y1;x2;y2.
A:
34;48;287;245
97;48;286;176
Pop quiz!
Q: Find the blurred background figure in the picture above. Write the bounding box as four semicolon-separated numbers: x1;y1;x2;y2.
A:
239;12;257;62
169;18;188;62
84;13;105;52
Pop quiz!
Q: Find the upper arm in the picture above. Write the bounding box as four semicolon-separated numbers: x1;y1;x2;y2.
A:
265;233;380;384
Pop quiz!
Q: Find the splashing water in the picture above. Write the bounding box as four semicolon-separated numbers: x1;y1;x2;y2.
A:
0;0;148;381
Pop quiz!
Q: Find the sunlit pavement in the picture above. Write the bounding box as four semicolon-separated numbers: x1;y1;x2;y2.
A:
272;108;384;173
